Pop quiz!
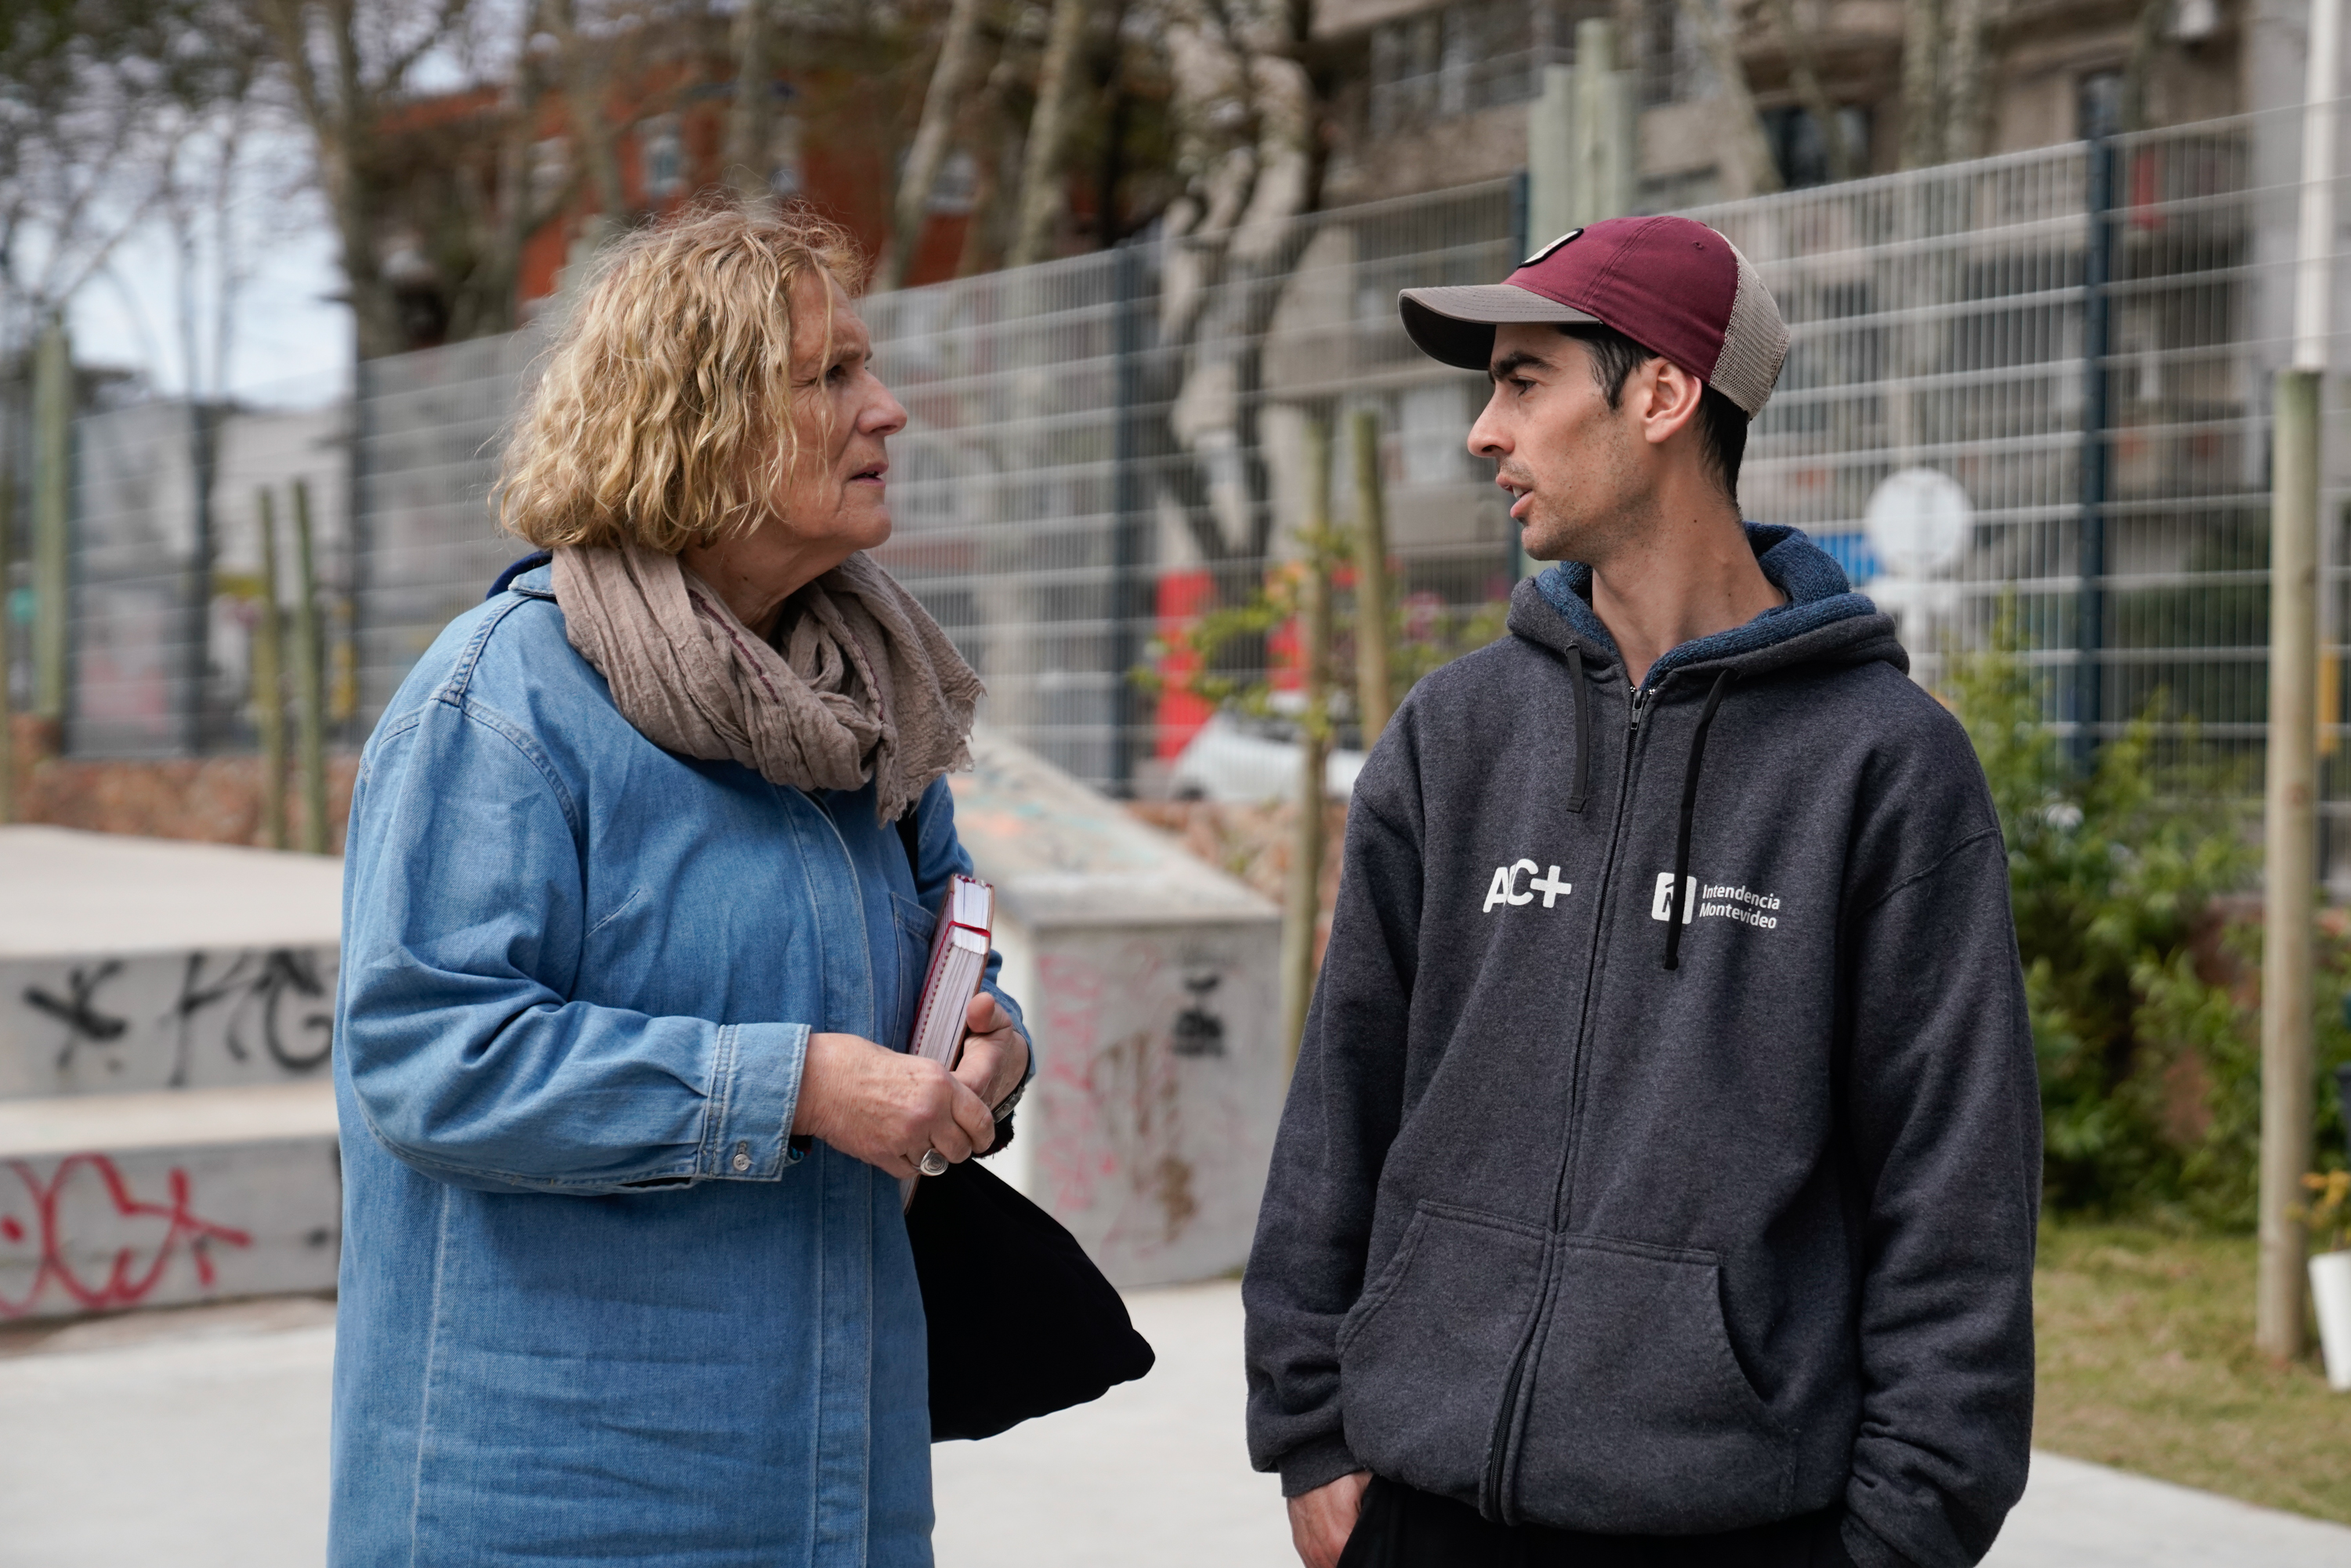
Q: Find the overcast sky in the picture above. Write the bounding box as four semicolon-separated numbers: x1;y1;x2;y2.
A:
71;174;353;408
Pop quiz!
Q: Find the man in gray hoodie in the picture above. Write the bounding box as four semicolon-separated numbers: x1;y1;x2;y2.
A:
1243;215;2041;1568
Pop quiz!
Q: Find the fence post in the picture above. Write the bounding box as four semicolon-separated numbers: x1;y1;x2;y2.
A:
1508;170;1535;585
253;488;288;851
1281;416;1334;1070
291;479;329;855
1110;239;1145;795
2074;134;2115;765
1350;408;1393;746
0;450;13;824
31;319;69;726
1571;20;1635;226
1526;63;1574;251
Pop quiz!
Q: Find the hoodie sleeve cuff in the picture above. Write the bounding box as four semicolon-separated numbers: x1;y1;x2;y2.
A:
1277;1434;1369;1499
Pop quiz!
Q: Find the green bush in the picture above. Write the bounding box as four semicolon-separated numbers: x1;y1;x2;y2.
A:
1947;616;2351;1224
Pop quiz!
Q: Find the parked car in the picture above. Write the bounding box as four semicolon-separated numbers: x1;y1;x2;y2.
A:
1165;710;1367;803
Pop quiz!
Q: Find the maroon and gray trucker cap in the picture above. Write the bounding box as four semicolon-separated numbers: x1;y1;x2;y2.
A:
1397;215;1790;417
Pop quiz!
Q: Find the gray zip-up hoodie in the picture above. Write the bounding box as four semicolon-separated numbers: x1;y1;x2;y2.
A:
1244;525;2040;1568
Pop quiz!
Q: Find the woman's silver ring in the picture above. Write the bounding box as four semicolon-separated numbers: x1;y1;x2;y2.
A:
918;1150;950;1177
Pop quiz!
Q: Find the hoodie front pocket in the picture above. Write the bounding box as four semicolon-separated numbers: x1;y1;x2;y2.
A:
1337;1204;1545;1508
1509;1237;1793;1534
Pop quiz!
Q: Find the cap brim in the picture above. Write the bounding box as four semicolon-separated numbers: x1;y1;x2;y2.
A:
1397;284;1602;371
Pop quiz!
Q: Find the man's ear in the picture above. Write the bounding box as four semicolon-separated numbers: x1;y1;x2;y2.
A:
1636;358;1708;449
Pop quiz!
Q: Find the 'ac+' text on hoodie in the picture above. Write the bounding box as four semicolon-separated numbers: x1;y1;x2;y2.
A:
1244;526;2041;1568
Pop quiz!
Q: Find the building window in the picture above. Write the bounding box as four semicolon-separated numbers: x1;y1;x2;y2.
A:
766;115;803;197
1760;104;1871;187
2078;69;2125;140
1639;0;1711;108
929;149;980;214
529;136;571;211
1369;1;1573;138
639;114;683;201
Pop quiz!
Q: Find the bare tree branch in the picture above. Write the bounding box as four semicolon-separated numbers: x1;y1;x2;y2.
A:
882;0;989;289
1009;0;1093;268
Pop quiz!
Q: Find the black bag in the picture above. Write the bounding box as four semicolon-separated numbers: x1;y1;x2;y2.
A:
904;1155;1156;1440
890;809;1154;1440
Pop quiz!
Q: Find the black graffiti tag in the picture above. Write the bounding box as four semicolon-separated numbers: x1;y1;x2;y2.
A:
165;950;335;1087
24;962;130;1072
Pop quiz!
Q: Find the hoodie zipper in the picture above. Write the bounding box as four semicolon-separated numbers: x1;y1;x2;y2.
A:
1477;668;1661;1522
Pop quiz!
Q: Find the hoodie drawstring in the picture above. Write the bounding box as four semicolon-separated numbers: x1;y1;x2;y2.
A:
1566;645;1590;813
1664;668;1736;972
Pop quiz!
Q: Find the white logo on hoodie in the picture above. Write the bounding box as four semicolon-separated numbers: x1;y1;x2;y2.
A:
1484;860;1573;912
1653;873;1781;930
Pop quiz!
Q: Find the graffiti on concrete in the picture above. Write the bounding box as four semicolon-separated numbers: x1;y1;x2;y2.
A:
1034;944;1263;1250
1171;972;1226;1058
11;947;334;1090
24;962;130;1070
165;949;335;1085
0;1154;254;1318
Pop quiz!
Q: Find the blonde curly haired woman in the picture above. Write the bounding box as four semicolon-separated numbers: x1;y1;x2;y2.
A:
329;203;1029;1566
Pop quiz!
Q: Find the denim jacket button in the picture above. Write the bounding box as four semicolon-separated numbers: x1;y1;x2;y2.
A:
732;1142;752;1173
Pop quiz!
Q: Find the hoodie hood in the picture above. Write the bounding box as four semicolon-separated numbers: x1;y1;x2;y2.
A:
1511;523;1906;689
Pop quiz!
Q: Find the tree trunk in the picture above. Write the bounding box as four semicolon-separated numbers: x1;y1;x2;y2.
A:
549;0;632;224
882;0;989;288
1762;0;1856;180
2119;0;2168;134
1898;0;1943;168
1941;0;1996;160
724;0;773;200
1675;0;1782;195
250;0;447;359
1009;0;1094;269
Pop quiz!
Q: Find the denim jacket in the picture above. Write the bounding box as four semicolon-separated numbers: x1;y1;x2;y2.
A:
328;563;1023;1566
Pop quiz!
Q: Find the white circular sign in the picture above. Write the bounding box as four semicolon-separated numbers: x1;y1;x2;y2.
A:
1863;467;1972;579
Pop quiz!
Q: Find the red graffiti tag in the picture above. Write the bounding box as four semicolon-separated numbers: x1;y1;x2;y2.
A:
0;1155;253;1318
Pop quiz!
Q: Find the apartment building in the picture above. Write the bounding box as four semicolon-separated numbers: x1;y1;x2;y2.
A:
1314;0;2298;208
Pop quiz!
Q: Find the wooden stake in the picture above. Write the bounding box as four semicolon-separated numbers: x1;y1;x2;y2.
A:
291;480;329;856
1350;408;1393;747
1281;416;1334;1070
2258;0;2340;1360
253;489;288;852
31;319;70;722
2259;368;2321;1360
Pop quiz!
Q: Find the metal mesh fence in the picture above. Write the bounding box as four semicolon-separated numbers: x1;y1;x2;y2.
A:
1706;107;2344;815
41;103;2351;853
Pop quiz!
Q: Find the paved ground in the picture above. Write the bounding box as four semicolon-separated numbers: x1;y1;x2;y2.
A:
2;1282;2347;1567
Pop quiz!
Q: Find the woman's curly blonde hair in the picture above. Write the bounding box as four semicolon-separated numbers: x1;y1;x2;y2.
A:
497;201;868;553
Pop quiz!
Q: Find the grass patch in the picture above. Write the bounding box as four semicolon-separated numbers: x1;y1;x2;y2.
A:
2035;1219;2351;1523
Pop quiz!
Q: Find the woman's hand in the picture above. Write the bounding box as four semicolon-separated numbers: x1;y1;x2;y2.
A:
953;992;1029;1114
792;1031;997;1177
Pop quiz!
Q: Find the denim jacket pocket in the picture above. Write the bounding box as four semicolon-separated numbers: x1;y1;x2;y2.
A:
1509;1236;1795;1534
889;893;940;1054
1337;1203;1546;1508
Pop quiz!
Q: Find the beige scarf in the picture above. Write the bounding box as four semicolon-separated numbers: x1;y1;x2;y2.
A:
552;543;983;823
